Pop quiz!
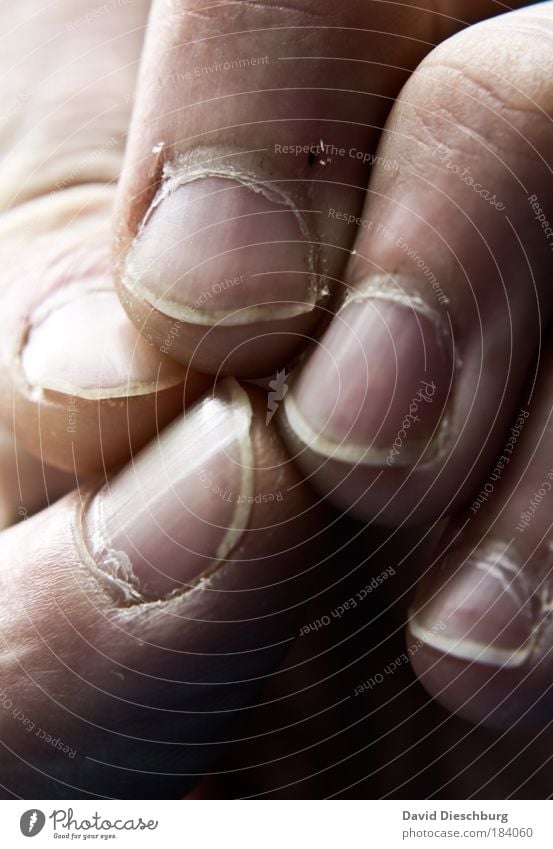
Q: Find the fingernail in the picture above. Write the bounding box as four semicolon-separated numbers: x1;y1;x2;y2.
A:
409;546;536;668
22;281;186;399
84;378;254;600
124;166;323;326
284;294;452;465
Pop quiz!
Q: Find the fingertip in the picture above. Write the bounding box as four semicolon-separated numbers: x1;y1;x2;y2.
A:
84;377;324;602
115;271;322;377
407;547;552;730
408;630;552;731
0;186;211;474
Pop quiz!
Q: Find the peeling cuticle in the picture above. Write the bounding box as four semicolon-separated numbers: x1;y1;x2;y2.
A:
123;151;326;327
80;378;255;603
342;273;449;327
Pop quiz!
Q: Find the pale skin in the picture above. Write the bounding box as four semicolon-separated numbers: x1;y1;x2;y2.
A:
0;0;552;798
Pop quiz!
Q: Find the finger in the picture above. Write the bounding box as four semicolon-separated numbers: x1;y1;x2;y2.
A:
408;335;553;729
0;187;209;473
0;0;148;209
281;2;553;524
113;0;497;377
0;0;208;473
211;519;553;800
0;380;327;798
199;524;441;799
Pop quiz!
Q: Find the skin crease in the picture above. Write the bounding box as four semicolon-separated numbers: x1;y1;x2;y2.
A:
0;0;553;801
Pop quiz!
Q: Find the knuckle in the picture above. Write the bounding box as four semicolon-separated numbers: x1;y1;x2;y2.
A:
395;14;553;177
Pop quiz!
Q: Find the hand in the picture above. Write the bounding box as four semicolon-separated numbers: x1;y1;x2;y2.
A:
0;0;551;800
107;0;553;736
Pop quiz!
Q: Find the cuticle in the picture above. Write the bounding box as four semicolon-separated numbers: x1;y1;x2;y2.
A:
124;150;327;325
75;378;255;607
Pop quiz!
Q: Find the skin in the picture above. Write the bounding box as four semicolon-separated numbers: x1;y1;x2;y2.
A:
0;0;208;474
0;0;552;800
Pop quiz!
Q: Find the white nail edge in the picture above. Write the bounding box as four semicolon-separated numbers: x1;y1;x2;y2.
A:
21;280;186;400
25;372;184;401
408;612;532;669
212;378;254;563
283;379;449;467
283;286;453;465
408;546;536;670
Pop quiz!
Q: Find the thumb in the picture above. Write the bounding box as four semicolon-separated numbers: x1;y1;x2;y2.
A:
0;379;325;799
